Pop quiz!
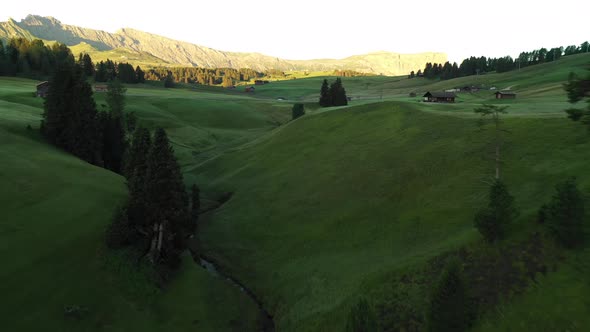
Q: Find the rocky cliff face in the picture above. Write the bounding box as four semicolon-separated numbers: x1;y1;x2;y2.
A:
0;15;447;75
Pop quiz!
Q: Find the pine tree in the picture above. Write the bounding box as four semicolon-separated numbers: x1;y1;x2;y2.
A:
427;259;467;332
106;79;127;117
330;78;348;106
164;71;175;88
345;298;378;332
79;53;94;77
42;63;102;165
292;103;305;120
546;178;585;248
474;180;518;243
135;66;145;83
125;127;153;246
319;79;331;107
145;128;189;268
95;61;108;82
99;111;126;174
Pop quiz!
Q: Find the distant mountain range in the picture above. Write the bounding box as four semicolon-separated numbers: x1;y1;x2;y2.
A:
0;15;447;75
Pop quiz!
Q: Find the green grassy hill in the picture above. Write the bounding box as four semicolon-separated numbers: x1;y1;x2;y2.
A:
190;54;590;331
0;78;272;331
1;52;589;331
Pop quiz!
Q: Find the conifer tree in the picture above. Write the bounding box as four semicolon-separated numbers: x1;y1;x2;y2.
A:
164;71;175;88
135;66;145;83
292;103;305;120
125;127;153;246
330;78;348;106
546;178;585;248
319;79;331;107
79;53;94;77
99;111;126;174
427;259;467;332
42;63;102;165
474;180;518;243
145;128;189;267
106;79;127;117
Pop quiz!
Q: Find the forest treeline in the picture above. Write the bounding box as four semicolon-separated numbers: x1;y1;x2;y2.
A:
35;39;198;282
0;37;274;86
412;40;590;80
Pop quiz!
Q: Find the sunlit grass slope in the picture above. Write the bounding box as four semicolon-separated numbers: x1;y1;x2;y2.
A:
194;100;590;331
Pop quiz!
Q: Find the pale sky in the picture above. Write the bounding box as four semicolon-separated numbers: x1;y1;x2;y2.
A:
2;0;589;62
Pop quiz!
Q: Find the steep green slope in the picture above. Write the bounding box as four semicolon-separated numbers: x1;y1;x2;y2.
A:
0;78;262;331
193;100;590;330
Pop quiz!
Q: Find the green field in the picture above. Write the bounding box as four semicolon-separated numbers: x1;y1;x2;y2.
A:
1;53;590;331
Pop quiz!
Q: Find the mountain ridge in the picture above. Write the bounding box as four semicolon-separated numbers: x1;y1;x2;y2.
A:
0;15;447;75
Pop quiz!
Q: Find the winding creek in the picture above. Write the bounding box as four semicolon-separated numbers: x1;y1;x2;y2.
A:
195;255;275;332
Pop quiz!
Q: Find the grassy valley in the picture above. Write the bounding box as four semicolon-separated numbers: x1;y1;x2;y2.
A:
1;52;589;331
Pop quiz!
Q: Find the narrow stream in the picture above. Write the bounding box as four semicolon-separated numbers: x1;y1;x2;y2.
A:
196;255;275;332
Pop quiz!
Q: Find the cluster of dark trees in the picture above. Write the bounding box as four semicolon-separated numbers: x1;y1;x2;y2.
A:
425;175;585;332
0;38;74;78
319;78;348;107
95;59;146;84
41;50;131;173
410;41;590;80
144;67;264;86
106;126;198;281
332;70;370;77
38;41;198;281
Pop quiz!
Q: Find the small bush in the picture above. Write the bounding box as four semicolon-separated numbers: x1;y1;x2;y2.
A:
292;103;305;120
546;178;585;248
427;258;467;332
346;298;378;332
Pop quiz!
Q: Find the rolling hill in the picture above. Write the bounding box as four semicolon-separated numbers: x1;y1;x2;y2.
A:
1;52;589;331
0;15;447;75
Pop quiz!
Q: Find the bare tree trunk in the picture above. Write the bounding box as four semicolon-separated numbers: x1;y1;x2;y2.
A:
156;222;164;254
495;144;500;180
148;223;159;262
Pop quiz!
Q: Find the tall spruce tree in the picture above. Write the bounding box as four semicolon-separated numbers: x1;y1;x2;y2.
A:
106;79;127;117
564;68;590;127
427;259;467;332
42;62;102;165
546;178;585;248
292;103;305;120
135;66;145;83
79;53;94;77
99;111;126;173
330;78;348;106
319;79;331;107
474;180;518;243
145;128;189;268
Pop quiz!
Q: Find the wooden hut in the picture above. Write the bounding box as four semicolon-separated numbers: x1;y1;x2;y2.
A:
494;91;516;99
423;91;456;103
36;81;50;98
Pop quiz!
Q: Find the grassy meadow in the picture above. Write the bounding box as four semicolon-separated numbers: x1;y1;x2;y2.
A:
1;53;590;331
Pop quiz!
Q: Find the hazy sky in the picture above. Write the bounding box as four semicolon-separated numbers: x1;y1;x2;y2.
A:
2;0;589;62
